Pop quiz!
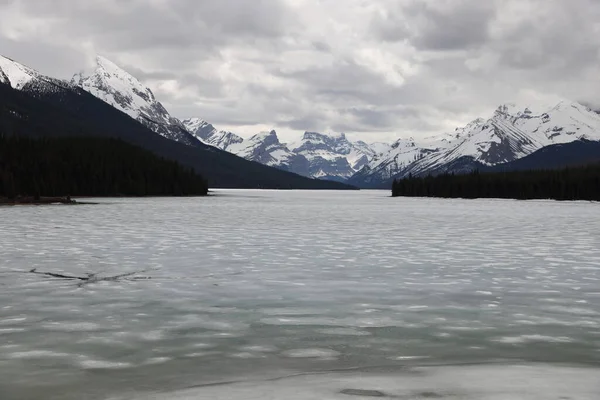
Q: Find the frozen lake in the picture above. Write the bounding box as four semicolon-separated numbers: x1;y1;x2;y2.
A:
1;190;599;399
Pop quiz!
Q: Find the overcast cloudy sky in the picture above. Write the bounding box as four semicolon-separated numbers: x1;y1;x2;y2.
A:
1;0;599;142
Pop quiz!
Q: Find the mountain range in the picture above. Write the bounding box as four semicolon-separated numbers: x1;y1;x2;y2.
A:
0;55;353;190
2;54;600;189
182;120;386;181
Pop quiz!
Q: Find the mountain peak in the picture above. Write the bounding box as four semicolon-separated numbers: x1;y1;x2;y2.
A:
96;55;117;68
73;55;158;119
0;55;70;93
183;118;244;151
252;130;279;143
301;131;347;141
182;117;212;133
93;56;141;84
302;131;322;139
73;55;196;145
0;55;38;89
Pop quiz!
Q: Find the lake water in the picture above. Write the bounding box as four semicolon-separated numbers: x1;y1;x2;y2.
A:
1;190;599;399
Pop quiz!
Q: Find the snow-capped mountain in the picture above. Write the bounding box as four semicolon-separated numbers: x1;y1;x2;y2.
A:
182;118;244;151
0;55;74;93
231;130;310;176
406;101;600;177
12;52;597;187
72;56;197;146
178;121;384;179
65;55;377;180
182;119;309;174
348;138;442;186
287;132;378;180
0;56;36;89
350;100;600;186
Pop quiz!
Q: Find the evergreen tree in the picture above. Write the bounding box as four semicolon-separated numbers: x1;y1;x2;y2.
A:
0;136;209;198
391;165;600;201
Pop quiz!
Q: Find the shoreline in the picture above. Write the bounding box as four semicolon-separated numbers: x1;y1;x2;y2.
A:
0;196;78;206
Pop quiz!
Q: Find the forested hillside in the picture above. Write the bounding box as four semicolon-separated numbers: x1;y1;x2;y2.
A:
0;136;208;198
392;164;600;201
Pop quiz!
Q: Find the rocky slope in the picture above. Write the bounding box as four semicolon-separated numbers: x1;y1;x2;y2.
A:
182;118;244;151
72;56;197;145
232;130;310;176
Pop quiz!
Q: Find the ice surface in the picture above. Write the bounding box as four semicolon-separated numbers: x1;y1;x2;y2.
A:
0;191;599;400
118;365;600;400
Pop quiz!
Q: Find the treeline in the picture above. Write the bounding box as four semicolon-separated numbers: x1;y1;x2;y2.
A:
392;164;600;201
0;135;208;198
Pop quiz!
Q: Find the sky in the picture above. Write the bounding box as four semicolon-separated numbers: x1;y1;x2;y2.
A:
1;0;599;142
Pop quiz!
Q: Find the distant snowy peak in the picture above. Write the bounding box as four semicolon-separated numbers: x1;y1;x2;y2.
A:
182;117;211;135
73;56;158;119
182;118;243;151
349;137;439;185
291;131;350;153
239;130;285;156
350;99;600;186
0;55;36;89
393;99;600;180
73;56;197;145
0;55;73;93
234;130;310;176
288;131;380;178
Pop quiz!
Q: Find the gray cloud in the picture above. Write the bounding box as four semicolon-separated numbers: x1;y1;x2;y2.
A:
1;0;599;142
373;0;496;51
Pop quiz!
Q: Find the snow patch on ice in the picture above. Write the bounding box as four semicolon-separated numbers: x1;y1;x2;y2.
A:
282;348;341;359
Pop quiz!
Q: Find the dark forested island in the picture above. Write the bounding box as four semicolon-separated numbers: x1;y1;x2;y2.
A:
0;135;209;200
392;164;600;201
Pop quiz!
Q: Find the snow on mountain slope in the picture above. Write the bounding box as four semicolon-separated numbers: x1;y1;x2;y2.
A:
405;100;600;177
0;56;35;89
182;118;244;151
348;138;441;186
0;55;74;93
288;132;378;179
73;56;197;145
367;142;392;156
177;124;382;180
0;66;7;85
233;130;310;176
350;99;600;186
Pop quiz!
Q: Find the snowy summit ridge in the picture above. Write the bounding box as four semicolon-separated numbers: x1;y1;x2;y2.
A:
0;55;73;93
182;118;244;151
72;56;197;145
